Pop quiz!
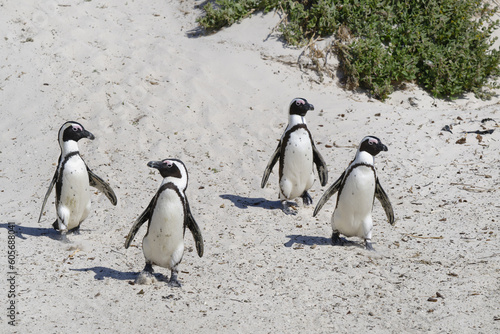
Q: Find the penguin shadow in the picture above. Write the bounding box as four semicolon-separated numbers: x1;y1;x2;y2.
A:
70;266;138;281
284;234;332;247
0;222;60;240
219;194;282;210
284;235;364;249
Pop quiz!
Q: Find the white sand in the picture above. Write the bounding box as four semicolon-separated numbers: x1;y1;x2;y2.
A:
1;0;499;332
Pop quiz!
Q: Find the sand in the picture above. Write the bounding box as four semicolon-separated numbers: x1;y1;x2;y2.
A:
1;0;499;333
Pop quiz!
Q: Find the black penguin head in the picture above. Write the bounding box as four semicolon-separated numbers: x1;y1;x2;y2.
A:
289;98;314;116
148;159;188;189
359;136;388;156
59;121;95;143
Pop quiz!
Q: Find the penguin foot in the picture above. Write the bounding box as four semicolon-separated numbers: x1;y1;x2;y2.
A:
168;278;181;288
59;233;70;243
301;191;313;206
331;232;344;246
365;240;375;251
168;270;181;288
143;263;154;274
69;225;81;235
282;201;298;215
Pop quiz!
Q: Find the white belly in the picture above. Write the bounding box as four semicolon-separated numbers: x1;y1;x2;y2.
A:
58;157;91;230
142;189;185;269
280;129;314;200
332;166;375;238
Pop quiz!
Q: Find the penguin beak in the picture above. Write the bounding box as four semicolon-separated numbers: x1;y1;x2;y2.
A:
380;143;388;152
147;161;162;169
83;130;95;140
308;103;315;111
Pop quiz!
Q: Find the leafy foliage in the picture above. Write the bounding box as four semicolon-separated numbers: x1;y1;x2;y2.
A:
197;0;279;30
197;0;500;100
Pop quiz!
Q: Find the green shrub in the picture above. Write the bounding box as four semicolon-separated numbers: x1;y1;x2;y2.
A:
197;0;500;100
197;0;279;31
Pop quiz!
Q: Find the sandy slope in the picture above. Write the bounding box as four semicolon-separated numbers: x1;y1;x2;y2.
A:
1;1;499;333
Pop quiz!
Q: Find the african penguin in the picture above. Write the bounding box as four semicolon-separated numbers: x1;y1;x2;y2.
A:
38;121;117;240
313;136;395;250
124;159;204;287
261;97;328;215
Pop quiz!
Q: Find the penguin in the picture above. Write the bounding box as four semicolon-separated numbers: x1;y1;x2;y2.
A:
261;97;328;215
37;121;117;239
313;136;394;250
124;159;204;287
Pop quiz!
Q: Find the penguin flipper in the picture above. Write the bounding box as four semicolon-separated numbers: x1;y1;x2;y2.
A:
124;198;154;249
312;144;328;186
38;170;57;224
184;199;204;257
87;167;118;205
313;171;344;217
261;142;281;188
375;178;395;225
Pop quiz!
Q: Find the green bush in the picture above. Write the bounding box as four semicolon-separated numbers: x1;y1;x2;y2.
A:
197;0;279;31
197;0;500;100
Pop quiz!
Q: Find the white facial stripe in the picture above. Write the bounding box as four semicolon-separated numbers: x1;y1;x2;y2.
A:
290;98;306;107
72;124;83;131
58;123;72;145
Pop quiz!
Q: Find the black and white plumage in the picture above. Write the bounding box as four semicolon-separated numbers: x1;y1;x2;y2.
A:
261;98;328;215
124;159;204;287
313;136;394;250
37;121;117;239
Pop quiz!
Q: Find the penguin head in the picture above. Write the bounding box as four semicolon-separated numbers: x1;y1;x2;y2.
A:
289;98;314;117
58;121;95;153
359;136;388;156
148;159;188;190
